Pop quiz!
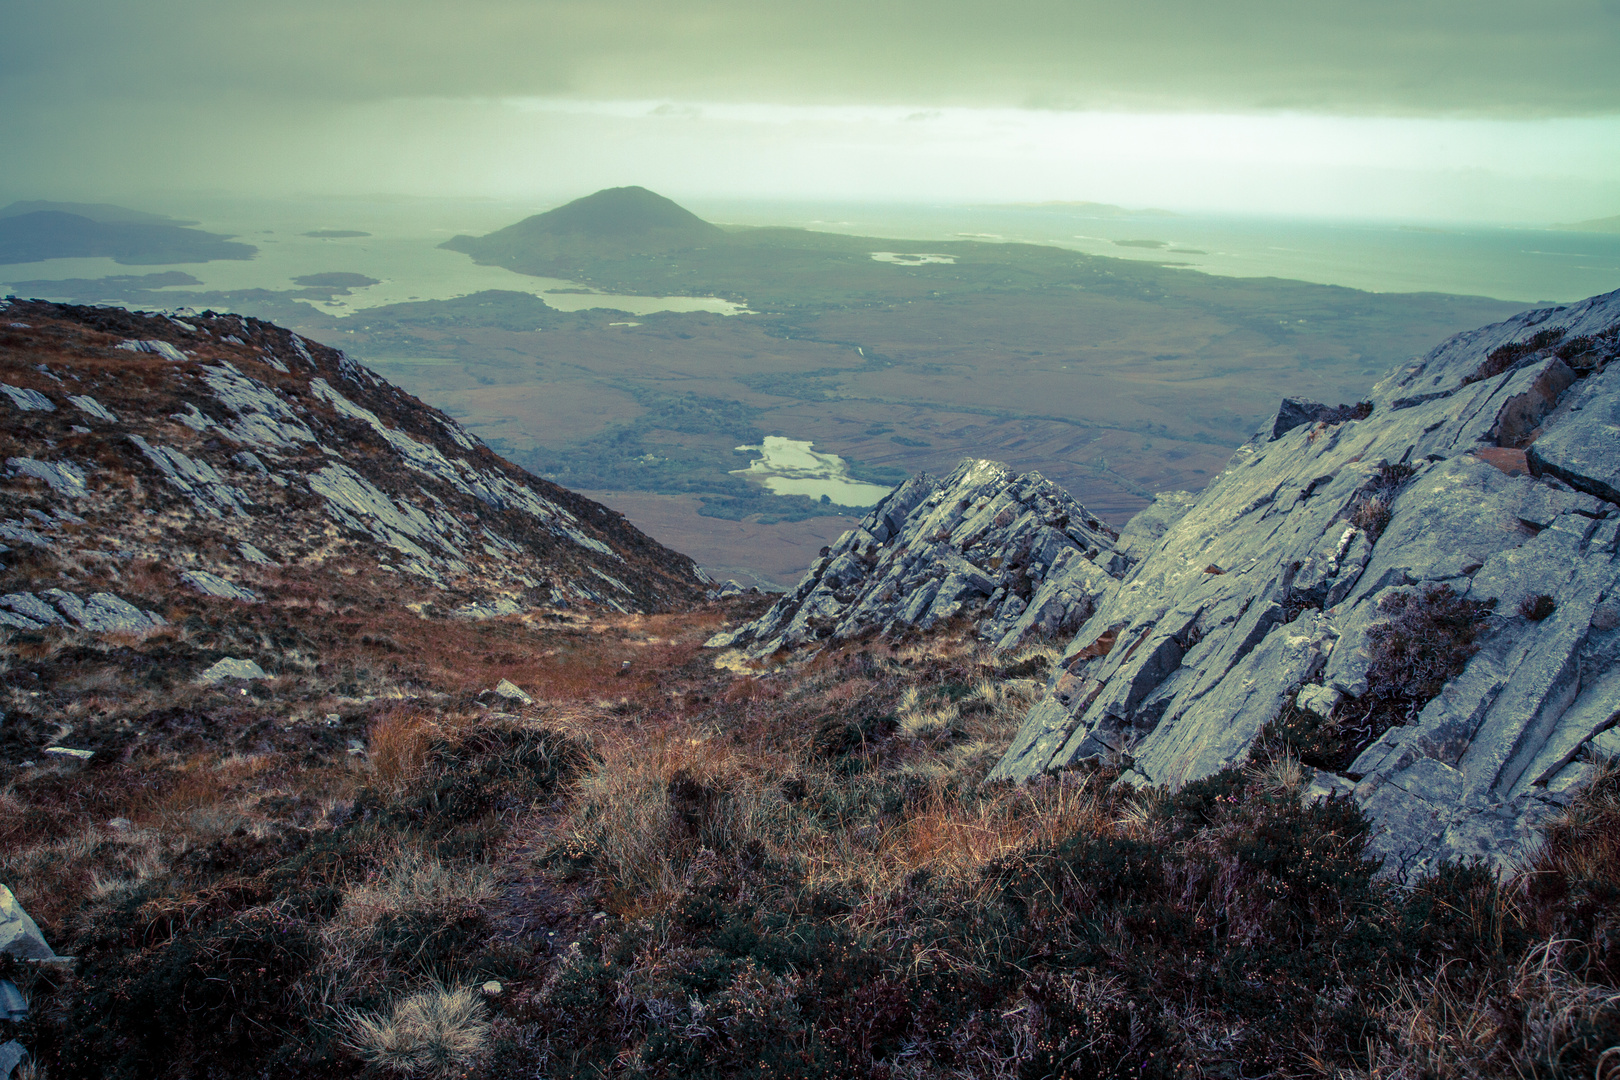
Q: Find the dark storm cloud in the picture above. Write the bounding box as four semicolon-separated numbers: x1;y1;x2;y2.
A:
4;0;1620;116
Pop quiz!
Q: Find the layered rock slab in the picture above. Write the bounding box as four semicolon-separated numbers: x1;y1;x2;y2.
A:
991;288;1620;874
707;459;1122;656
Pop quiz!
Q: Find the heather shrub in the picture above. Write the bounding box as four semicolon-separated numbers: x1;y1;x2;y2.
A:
1346;461;1416;539
1269;584;1493;771
1463;326;1567;384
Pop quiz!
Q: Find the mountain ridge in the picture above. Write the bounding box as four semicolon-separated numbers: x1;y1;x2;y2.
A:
720;285;1620;877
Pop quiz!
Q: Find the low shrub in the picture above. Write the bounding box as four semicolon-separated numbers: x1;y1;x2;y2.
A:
1271;585;1493;771
1520;592;1558;621
1464;326;1567;385
1346;461;1417;539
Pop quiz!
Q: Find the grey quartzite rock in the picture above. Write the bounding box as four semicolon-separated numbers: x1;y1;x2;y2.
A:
707;459;1123;657
0;884;57;961
180;569;260;603
492;678;534;705
0;590;164;633
199;657;269;683
990;288;1620;876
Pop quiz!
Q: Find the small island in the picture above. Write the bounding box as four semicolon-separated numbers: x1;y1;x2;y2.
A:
290;272;381;289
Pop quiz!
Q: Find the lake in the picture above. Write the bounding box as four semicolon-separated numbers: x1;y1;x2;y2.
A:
733;437;894;507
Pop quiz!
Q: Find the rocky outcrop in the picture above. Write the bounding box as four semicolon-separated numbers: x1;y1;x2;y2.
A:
990;288;1620;874
0;589;164;632
0;300;705;623
707;459;1122;656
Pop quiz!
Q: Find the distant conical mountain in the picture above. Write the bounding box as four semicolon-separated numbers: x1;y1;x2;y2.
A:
442;186;725;264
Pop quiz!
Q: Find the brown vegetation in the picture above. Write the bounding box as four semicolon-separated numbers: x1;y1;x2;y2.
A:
3;592;1614;1078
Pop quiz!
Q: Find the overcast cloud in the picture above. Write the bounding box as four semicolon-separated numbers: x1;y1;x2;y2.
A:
3;0;1619;219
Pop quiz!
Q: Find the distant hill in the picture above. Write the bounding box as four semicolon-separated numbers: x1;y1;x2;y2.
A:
442;186;727;264
0;210;256;265
0;200;199;226
1553;214;1620;234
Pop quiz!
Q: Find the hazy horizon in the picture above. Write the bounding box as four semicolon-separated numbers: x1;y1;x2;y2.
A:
4;0;1620;225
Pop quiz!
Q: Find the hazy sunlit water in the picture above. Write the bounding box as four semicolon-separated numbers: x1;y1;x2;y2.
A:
4;194;1617;310
0;195;749;316
694;199;1620;304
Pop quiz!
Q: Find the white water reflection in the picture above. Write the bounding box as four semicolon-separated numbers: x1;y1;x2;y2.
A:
869;251;956;265
733;436;893;506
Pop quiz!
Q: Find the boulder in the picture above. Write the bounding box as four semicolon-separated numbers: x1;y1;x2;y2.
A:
1528;362;1620;503
199;656;269;683
7;589;165;634
0;884;56;961
0;1039;25;1080
493;678;534;705
180;569;260;603
1269;396;1328;440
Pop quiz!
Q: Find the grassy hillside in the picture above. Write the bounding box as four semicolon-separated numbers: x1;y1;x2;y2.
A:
7;608;1618;1079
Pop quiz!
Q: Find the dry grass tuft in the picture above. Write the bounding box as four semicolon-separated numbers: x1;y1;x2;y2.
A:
560;731;771;906
368;711;442;797
1534;754;1620;887
892;771;1114;891
898;698;958;740
340;983;492;1078
333;846;498;930
1248;749;1305;796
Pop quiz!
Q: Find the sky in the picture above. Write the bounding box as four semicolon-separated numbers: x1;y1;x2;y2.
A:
3;0;1620;222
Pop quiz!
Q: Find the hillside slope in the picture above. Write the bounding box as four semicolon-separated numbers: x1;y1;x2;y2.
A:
988;287;1620;873
0;299;705;625
0;302;1615;1080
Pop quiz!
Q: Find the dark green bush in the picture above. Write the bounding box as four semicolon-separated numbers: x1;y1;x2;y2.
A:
59;886;320;1080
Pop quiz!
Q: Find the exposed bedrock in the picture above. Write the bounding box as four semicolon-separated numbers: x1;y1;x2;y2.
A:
977;288;1620;874
706;459;1126;656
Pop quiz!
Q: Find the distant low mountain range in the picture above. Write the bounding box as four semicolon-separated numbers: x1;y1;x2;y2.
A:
1553;214;1620;234
0;202;256;265
0;200;199;226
